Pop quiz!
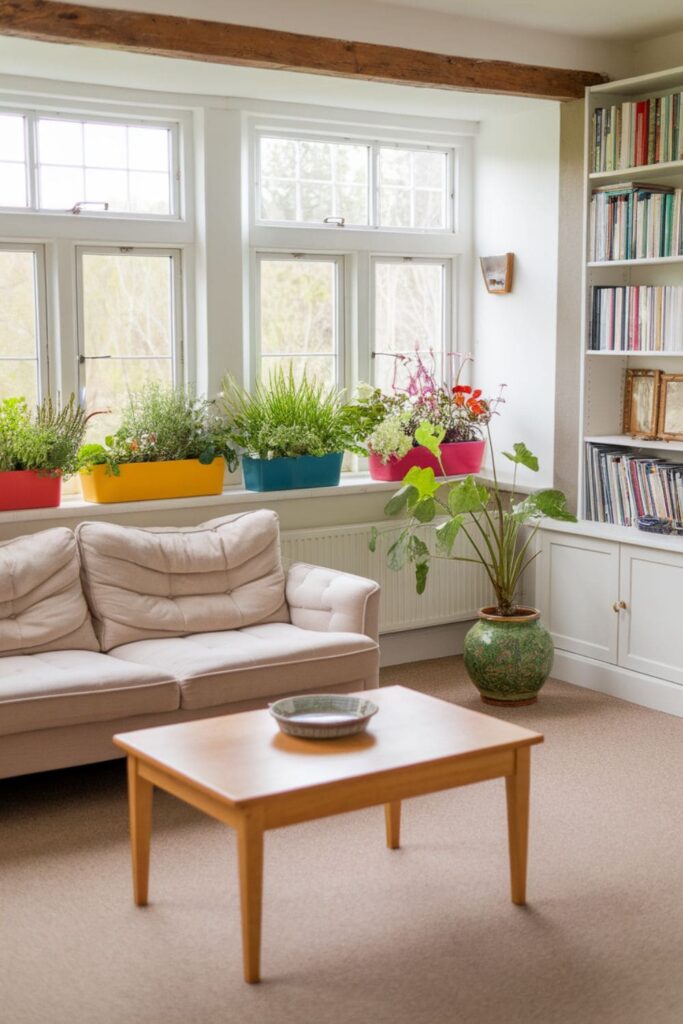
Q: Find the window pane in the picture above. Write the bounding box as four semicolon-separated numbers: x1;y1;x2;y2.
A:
0;250;39;403
80;252;175;435
0;114;27;208
259;136;369;225
37;117;173;215
379;147;449;229
259;258;338;383
261;355;335;388
373;261;445;392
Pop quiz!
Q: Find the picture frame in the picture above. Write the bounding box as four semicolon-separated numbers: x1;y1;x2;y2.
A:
480;253;514;294
623;368;660;439
657;374;683;441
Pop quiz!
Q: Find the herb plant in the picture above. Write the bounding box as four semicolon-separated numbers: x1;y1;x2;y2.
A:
220;369;363;460
0;395;88;477
77;384;237;475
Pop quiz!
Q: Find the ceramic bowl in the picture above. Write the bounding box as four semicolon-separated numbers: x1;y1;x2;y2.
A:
269;694;379;739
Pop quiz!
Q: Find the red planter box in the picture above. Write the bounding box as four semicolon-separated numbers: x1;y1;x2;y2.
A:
368;440;486;482
0;470;61;511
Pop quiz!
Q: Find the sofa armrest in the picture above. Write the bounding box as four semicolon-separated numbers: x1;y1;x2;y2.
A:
286;563;380;643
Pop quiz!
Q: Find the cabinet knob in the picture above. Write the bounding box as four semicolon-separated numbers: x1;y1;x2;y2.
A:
612;600;628;612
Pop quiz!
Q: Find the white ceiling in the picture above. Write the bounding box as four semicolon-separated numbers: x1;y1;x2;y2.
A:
366;0;683;40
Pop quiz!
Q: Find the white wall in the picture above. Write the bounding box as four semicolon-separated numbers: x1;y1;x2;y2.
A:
632;31;683;75
473;103;562;490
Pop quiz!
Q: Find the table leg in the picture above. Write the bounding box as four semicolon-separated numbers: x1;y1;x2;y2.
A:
236;812;265;984
384;801;401;849
505;746;531;906
127;756;153;907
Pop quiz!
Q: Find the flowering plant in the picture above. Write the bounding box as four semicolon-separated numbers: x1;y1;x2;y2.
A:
357;351;500;464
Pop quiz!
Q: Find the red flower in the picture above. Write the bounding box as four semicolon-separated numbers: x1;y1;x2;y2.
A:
471;389;482;399
454;393;465;407
453;385;472;394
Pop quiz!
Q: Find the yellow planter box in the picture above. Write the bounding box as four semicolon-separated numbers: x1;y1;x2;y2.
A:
79;457;225;504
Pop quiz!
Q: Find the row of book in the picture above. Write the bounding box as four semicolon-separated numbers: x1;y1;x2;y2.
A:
585;443;683;525
589;285;683;351
592;94;683;173
589;184;683;261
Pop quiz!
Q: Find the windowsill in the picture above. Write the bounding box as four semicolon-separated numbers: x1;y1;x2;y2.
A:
0;470;533;526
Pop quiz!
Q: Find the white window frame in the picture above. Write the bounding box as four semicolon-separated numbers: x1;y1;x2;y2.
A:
75;244;185;409
369;254;454;388
254;127;457;235
0;106;182;221
0;240;49;401
253;250;346;388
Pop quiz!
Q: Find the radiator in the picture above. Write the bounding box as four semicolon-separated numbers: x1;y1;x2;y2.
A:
281;521;492;635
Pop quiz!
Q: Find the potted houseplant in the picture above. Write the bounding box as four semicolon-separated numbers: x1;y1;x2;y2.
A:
220;369;362;492
372;421;576;706
357;352;491;481
77;384;237;503
0;395;88;511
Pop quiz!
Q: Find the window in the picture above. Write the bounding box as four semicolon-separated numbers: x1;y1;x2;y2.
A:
372;257;449;392
77;248;181;439
0;246;45;404
256;132;454;231
0;110;177;216
0;114;28;208
256;254;342;386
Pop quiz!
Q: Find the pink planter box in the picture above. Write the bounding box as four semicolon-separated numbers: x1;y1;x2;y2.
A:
0;470;61;511
368;440;486;482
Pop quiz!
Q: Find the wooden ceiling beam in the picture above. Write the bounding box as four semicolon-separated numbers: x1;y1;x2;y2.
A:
0;0;608;101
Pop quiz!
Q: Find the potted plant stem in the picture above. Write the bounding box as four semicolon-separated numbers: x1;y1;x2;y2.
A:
0;395;88;511
220;368;362;492
77;384;237;503
372;421;577;705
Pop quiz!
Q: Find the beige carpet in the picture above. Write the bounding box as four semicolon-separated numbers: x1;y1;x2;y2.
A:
2;658;683;1024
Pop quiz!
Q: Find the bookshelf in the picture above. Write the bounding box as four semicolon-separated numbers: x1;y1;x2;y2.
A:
579;65;683;530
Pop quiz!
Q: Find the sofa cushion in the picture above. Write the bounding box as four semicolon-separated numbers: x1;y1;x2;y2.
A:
76;510;287;652
0;650;179;736
0;527;99;657
110;622;379;710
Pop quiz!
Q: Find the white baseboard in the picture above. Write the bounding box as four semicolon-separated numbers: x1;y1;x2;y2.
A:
379;621;474;667
552;650;683;718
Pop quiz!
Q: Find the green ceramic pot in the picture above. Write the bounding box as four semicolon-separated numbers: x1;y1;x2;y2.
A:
463;606;554;707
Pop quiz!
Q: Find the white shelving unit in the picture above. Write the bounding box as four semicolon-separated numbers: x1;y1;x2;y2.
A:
536;65;683;717
579;65;683;519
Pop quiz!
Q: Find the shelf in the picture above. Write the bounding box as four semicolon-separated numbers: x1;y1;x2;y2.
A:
587;257;683;268
590;66;683;99
590;161;683;184
585;434;683;452
586;350;683;357
538;517;683;552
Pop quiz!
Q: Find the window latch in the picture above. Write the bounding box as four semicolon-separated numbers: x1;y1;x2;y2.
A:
79;355;112;364
323;216;345;227
70;201;110;215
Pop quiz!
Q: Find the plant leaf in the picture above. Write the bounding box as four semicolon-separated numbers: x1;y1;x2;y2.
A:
408;534;429;560
502;442;539;472
435;515;464;555
387;531;409;571
402;465;441;501
414;420;445;459
514;489;577;522
412;497;436;523
415;561;429;595
447;475;490;515
384;484;418;517
368;525;379;553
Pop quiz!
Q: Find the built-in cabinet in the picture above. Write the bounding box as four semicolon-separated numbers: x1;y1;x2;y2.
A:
537;524;683;712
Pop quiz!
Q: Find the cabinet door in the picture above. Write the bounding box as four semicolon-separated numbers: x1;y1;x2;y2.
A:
537;532;620;663
618;545;683;685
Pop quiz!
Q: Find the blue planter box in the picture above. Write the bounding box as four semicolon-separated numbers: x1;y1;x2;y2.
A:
242;453;343;492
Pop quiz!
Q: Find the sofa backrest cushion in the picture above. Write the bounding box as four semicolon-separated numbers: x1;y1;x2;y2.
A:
0;527;100;656
76;510;288;651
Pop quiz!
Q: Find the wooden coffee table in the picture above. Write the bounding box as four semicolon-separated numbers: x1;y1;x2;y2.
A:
114;685;543;983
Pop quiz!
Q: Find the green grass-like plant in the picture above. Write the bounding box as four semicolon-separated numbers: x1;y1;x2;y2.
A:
77;383;237;475
0;395;88;477
220;369;363;460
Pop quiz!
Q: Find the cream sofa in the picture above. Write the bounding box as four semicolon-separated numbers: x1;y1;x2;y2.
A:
0;510;380;779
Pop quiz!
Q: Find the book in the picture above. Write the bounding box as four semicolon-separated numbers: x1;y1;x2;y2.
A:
592;92;683;171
